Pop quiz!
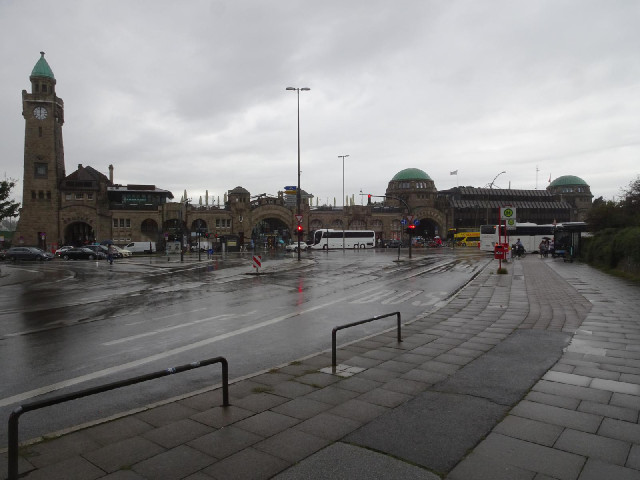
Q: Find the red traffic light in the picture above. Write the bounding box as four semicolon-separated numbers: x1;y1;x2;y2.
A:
296;225;303;232
408;224;415;229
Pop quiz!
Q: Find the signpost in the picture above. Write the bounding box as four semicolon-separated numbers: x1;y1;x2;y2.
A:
252;255;262;273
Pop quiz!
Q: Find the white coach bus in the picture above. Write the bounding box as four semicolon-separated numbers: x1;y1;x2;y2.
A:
309;229;376;249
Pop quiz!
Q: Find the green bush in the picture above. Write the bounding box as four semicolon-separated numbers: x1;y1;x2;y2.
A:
582;227;640;278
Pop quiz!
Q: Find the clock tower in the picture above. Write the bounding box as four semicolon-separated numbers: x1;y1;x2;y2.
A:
15;52;65;250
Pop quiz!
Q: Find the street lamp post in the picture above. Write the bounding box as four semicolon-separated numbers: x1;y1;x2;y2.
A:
338;154;349;249
286;87;310;261
486;171;506;224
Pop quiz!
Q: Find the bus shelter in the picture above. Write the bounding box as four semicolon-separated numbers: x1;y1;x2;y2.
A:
553;222;588;262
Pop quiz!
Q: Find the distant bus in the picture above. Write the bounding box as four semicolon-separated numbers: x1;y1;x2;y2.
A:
454;231;480;247
310;229;376;249
479;223;555;253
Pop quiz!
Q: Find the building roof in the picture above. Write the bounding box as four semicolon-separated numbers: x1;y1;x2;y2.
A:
31;52;55;79
549;175;589;188
391;168;432;181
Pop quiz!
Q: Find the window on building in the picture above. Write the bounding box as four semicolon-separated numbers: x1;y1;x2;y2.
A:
32;190;36;200
113;219;118;228
46;191;51;200
41;84;47;93
87;193;94;200
34;162;48;178
75;193;83;200
38;191;44;199
119;219;125;227
39;127;42;137
66;193;72;200
125;219;131;228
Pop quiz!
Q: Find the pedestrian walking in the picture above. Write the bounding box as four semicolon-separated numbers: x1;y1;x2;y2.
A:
108;244;117;265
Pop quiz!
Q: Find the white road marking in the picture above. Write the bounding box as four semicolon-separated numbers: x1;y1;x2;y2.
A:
381;290;422;305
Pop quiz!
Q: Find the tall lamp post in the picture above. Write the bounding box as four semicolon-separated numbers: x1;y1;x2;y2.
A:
338;154;349;249
486;171;506;224
286;86;311;261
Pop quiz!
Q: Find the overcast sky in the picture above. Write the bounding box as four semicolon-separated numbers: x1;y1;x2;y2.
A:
1;0;638;207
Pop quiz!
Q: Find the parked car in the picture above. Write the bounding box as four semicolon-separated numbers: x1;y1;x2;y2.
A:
54;246;75;256
6;246;54;261
114;246;132;257
0;249;7;261
60;247;106;260
124;242;156;253
85;244;117;257
385;239;404;248
285;241;309;252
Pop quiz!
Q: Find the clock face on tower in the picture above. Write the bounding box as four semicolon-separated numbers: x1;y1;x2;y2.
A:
33;106;48;120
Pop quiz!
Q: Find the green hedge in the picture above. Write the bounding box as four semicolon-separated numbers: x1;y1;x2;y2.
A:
582;227;640;278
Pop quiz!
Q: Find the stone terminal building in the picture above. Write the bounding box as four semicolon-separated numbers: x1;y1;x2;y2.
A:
15;53;594;252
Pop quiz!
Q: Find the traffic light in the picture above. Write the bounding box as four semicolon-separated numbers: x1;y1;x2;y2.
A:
367;194;372;205
296;224;304;239
406;224;416;235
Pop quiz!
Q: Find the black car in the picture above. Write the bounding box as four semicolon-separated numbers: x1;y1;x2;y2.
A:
6;247;54;261
385;239;404;248
60;247;106;260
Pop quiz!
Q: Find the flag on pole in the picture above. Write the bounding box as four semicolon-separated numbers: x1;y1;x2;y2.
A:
450;170;458;175
548;173;551;183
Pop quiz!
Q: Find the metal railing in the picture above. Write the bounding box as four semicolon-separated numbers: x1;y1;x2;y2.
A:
332;312;402;372
8;356;229;480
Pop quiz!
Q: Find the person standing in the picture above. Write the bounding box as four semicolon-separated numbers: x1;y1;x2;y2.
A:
107;244;117;265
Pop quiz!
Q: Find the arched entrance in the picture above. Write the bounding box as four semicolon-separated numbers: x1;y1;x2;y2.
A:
163;219;187;242
252;218;291;249
64;222;95;246
414;218;440;239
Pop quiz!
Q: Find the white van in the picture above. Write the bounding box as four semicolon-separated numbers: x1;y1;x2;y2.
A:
124;241;156;253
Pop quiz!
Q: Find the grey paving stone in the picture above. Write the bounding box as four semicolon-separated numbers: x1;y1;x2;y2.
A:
612;392;640;410
303;384;361;405
591;378;640;396
333;375;382;393
272;442;440;480
142;418;214;449
578;399;639;423
294;371;342;388
494;415;564;447
512;401;603;433
24;430;102;468
101;471;147;479
232;392;290;412
134;402;200;427
253;428;331;463
357;387;413;408
532;380;612;404
269;380;317;398
543;371;592;387
132;445;215;480
190;404;255;428
233;410;300;437
382;377;430;395
472;433;585;480
376;359;417;373
357;366;402;382
554;428;631;465
525;390;581;410
179;390;224;412
83;436;165;473
203;447;290;480
251;371;296;386
417;360;461;375
626;444;640;470
294;412;362;441
16;455;105;480
329;398;389;423
188;425;263;459
448;450;536;480
577;458;640;480
599;418;640;444
270;396;333;419
84;416;154;446
346;391;508;472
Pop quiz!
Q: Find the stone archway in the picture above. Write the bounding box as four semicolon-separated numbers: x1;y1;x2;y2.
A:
252;217;291;248
64;221;95;246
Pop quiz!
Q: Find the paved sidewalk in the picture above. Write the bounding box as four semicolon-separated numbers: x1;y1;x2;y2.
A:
2;256;640;479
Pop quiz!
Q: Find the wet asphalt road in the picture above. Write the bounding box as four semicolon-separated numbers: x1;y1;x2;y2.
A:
0;247;490;447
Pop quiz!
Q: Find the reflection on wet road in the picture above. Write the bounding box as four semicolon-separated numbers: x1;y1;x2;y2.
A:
0;248;490;445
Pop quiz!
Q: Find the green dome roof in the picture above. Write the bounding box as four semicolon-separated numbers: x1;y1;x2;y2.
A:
549;175;588;188
31;52;55;79
391;168;432;181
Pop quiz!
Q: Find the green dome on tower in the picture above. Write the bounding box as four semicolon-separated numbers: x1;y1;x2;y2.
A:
31;51;55;79
548;175;588;188
391;168;432;181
